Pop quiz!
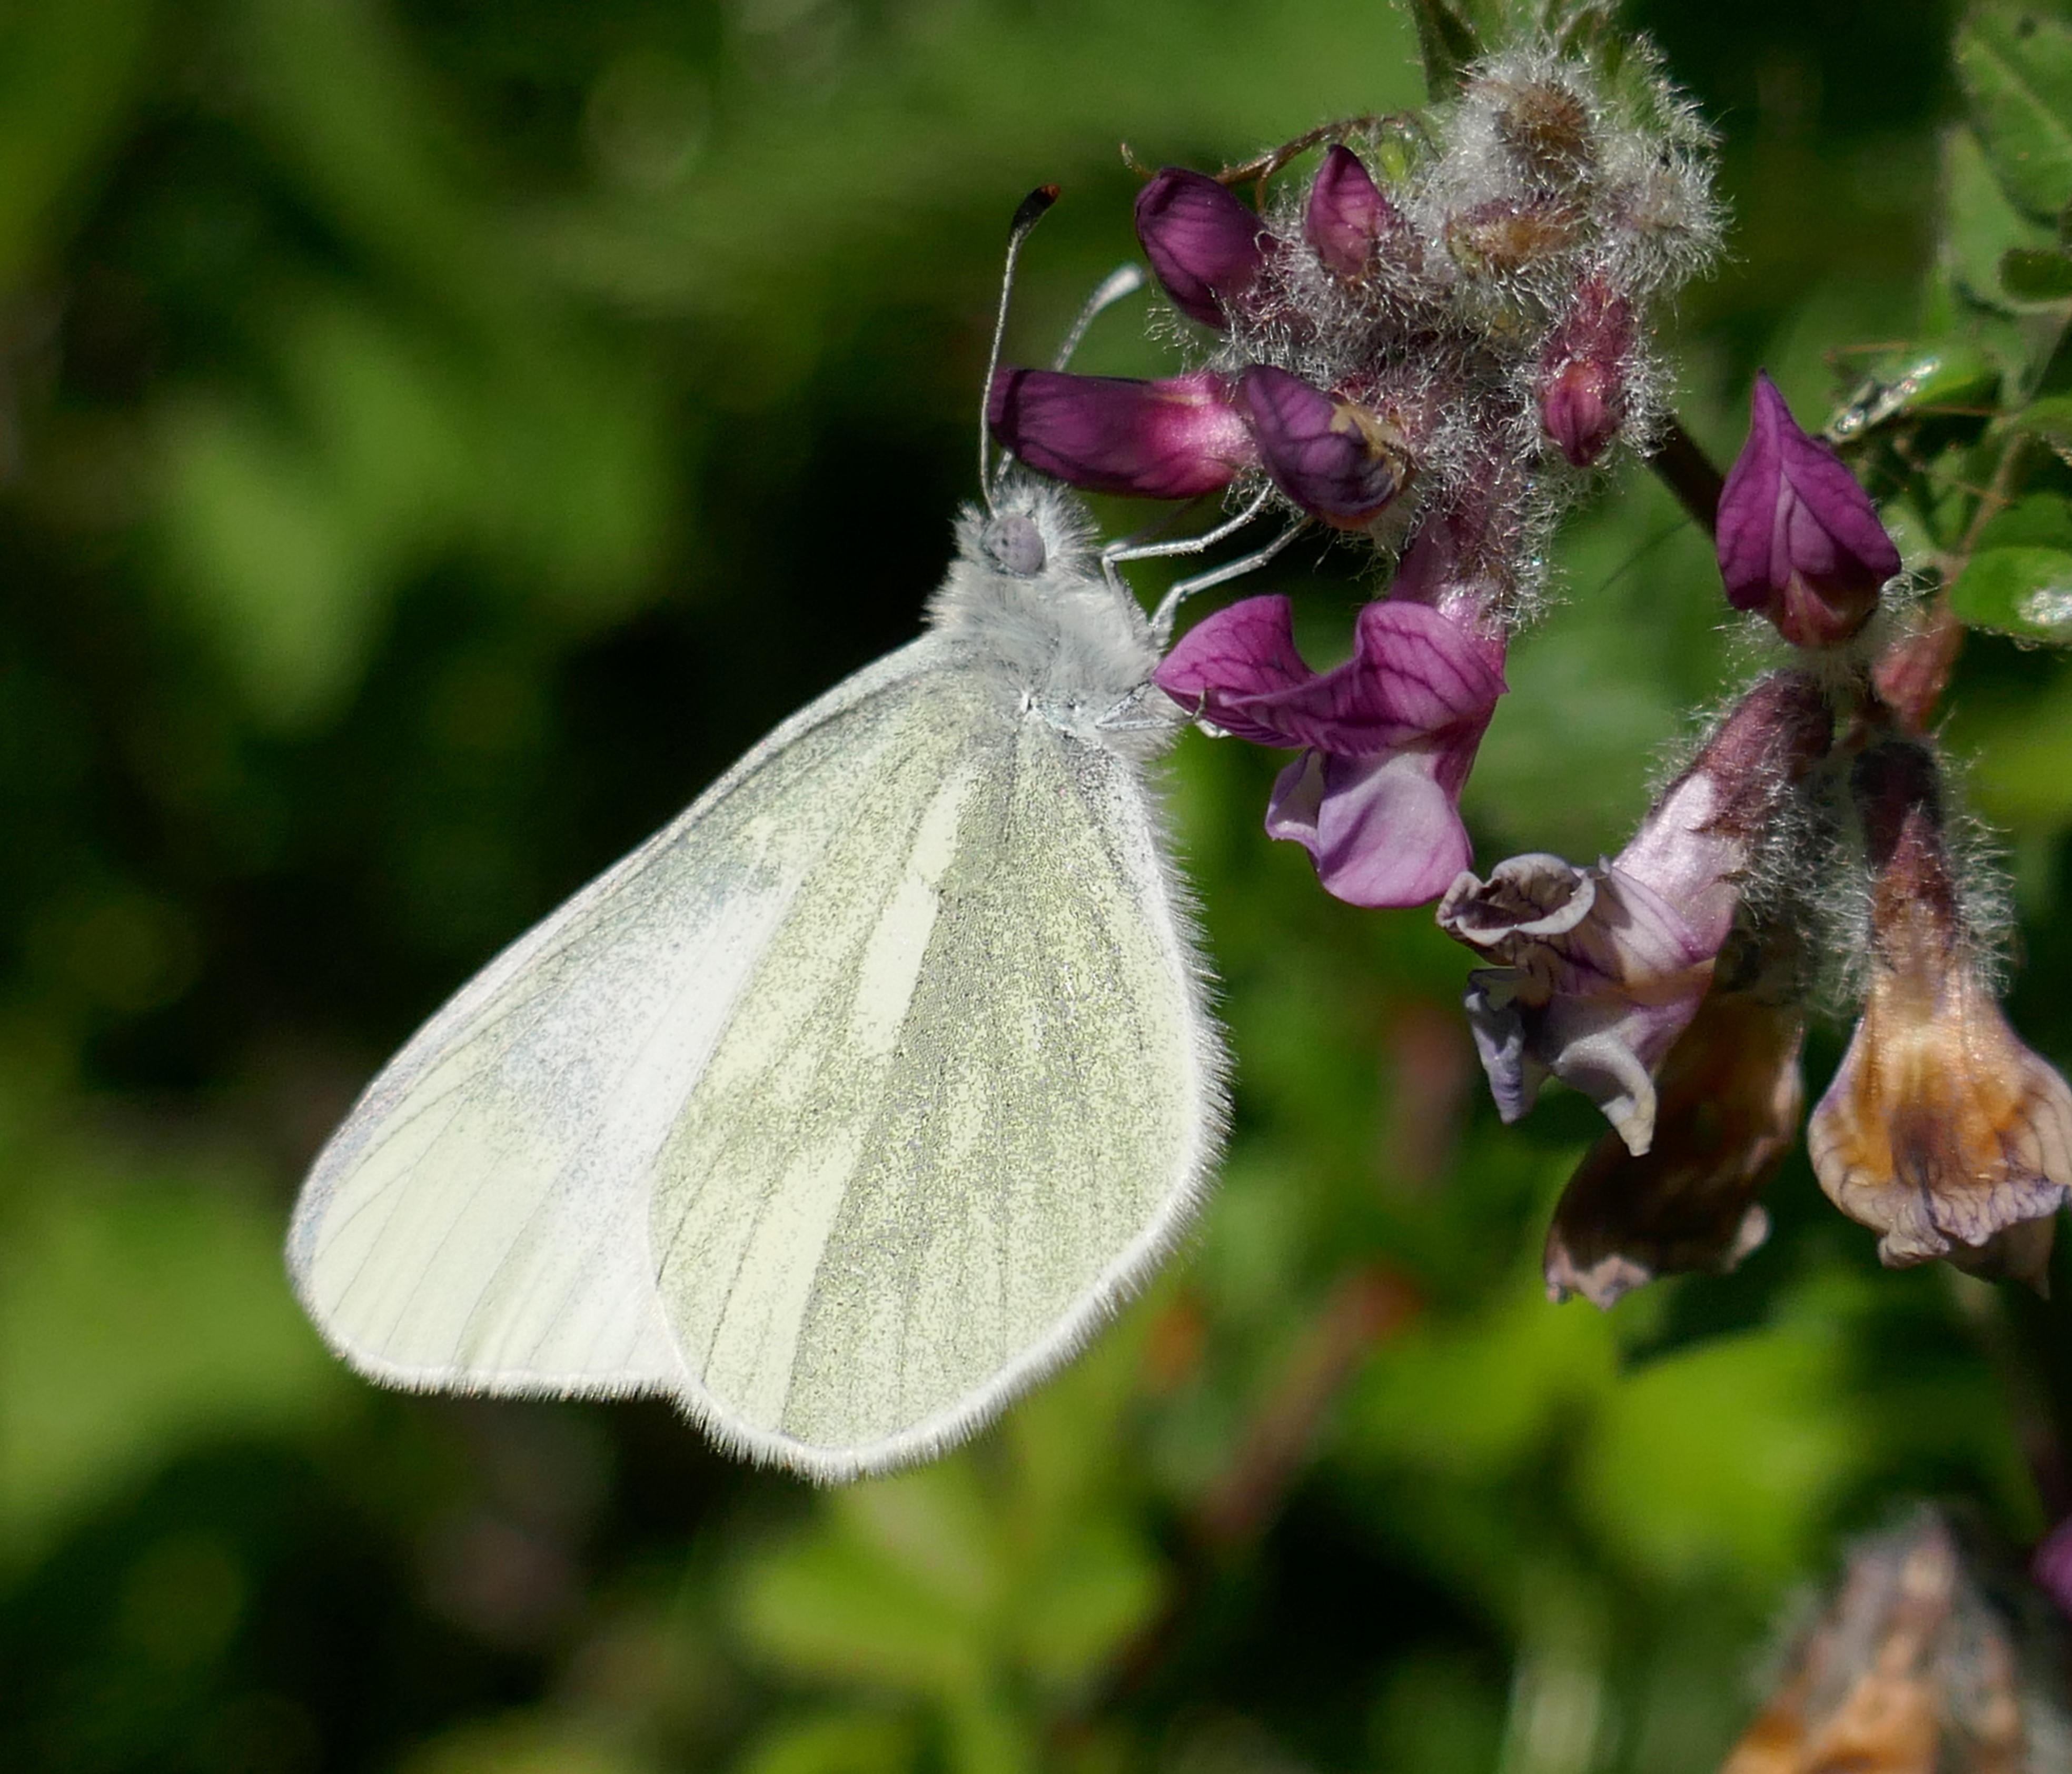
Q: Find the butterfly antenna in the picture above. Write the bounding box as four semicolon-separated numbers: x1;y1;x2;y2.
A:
1053;263;1146;371
980;183;1061;512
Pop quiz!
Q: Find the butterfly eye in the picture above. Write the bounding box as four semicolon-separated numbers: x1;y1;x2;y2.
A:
980;512;1046;577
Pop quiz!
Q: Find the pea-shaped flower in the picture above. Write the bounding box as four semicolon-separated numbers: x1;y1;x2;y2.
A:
1154;591;1505;908
1716;372;1901;648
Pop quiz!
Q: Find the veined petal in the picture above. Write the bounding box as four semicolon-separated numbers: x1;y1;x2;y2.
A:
1717;373;1899;647
1268;742;1480;909
989;368;1255;499
1241;366;1408;525
1305;144;1395;281
1153;596;1314;746
1134;167;1271;330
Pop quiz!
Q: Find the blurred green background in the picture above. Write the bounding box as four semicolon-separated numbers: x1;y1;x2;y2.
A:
5;0;2068;1769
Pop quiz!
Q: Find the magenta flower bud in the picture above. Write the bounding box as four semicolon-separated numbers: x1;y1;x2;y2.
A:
1539;279;1632;468
1717;372;1901;648
1134;167;1271;331
988;368;1256;500
1440;673;1832;1154
1240;366;1409;527
1154;591;1505;908
1304;144;1395;281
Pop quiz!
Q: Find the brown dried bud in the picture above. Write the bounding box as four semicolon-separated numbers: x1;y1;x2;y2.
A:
1719;1513;2038;1774
1545;978;1803;1308
1444;197;1580;277
1488;75;1595;184
1808;744;2072;1290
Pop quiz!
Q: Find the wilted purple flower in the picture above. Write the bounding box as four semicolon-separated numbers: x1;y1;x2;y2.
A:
988;368;1256;499
2034;1517;2072;1622
1722;1513;2031;1772
1717;371;1901;648
1808;741;2072;1290
1154;592;1505;908
1240;366;1410;527
1305;144;1397;281
1544;975;1804;1307
1538;276;1632;468
1135;167;1272;330
1439;673;1831;1154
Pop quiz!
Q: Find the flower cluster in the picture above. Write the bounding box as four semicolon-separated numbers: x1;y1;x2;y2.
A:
1437;376;2072;1302
990;44;1719;907
994;51;1718;556
990;29;2071;1301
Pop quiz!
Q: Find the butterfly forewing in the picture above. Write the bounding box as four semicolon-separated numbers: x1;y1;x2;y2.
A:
288;642;947;1395
650;688;1214;1475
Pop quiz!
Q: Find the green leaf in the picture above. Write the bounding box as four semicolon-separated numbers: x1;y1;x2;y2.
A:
1404;0;1483;98
735;1714;919;1774
2004;244;2072;299
1956;3;2072;222
734;1532;990;1697
1950;544;2072;639
1823;340;2002;442
2009;391;2072;448
1013;1520;1163;1692
1973;489;2072;549
1942;126;2055;311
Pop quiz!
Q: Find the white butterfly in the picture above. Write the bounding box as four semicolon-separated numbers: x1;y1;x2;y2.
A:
285;458;1255;1480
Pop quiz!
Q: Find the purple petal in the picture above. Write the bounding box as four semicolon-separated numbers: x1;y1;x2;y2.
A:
1153;596;1314;745
1541;359;1619;468
1134;167;1271;330
1304;144;1393;281
1538;279;1631;468
1303;744;1479;907
2035;1518;2072;1621
1717;373;1898;645
989;368;1256;499
1241;366;1406;525
1238;599;1505;755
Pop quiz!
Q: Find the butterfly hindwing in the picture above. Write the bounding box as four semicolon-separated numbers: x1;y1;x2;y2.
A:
649;686;1219;1477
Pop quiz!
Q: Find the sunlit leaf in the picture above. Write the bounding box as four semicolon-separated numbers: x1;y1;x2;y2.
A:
1951;543;2072;639
1955;3;2072;222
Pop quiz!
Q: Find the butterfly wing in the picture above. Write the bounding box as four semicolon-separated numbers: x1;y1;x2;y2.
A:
287;639;951;1398
290;637;1222;1479
647;678;1222;1478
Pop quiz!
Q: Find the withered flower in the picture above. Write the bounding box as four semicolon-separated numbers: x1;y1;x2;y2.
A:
1719;1512;2037;1774
1808;742;2072;1291
1441;672;1830;1155
1544;939;1804;1307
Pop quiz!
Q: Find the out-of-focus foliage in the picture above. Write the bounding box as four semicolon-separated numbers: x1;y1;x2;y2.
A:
8;0;2072;1770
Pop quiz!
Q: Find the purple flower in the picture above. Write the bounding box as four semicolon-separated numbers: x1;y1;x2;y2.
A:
1240;367;1411;528
1134;167;1272;330
1717;371;1901;648
1154;592;1505;908
988;368;1256;499
1808;741;2072;1289
1305;145;1397;281
1538;277;1632;468
1439;673;1832;1153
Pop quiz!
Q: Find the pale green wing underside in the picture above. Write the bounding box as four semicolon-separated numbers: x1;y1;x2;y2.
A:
288;642;947;1396
289;637;1217;1476
650;684;1215;1475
